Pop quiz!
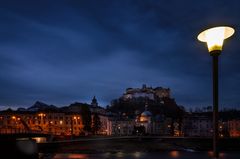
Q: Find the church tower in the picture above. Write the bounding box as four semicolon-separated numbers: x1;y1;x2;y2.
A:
91;96;98;107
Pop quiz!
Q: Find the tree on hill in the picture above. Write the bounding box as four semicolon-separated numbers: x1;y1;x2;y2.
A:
109;97;185;119
81;105;92;133
92;113;101;135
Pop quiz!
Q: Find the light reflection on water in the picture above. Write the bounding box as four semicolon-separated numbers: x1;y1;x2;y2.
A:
169;151;179;158
116;152;124;158
133;151;143;158
207;151;226;158
40;151;240;159
53;154;88;159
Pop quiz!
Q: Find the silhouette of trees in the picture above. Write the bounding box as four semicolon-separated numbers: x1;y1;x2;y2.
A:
81;105;92;133
109;97;185;120
92;113;101;134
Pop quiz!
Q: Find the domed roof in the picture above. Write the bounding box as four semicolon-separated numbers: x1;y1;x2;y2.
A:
141;110;152;117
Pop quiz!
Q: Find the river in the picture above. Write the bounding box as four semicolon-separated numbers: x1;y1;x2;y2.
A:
39;151;240;159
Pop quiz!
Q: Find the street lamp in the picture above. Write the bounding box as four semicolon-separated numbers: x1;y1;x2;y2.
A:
197;26;235;158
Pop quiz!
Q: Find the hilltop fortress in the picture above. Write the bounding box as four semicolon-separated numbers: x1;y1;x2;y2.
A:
122;84;170;100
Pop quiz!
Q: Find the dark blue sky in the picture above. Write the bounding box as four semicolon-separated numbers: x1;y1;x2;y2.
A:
0;0;240;109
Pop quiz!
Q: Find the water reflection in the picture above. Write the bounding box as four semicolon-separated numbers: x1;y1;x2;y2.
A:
32;137;47;143
102;152;111;158
169;151;179;158
116;152;124;158
132;151;144;158
46;151;240;159
208;151;226;158
53;154;88;159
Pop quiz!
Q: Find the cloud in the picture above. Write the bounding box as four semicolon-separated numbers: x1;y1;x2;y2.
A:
0;0;240;109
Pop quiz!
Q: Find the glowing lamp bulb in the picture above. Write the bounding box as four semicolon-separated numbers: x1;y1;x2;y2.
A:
197;26;234;52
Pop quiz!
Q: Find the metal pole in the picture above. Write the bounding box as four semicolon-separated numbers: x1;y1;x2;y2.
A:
212;54;219;158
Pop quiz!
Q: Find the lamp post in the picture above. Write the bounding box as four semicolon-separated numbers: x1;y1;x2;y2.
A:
197;26;234;158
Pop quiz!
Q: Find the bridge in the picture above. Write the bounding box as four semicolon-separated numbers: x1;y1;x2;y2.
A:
0;115;61;136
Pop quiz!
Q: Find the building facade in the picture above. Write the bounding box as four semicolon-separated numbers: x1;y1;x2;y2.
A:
0;111;83;136
134;104;173;136
110;118;135;136
228;120;240;137
182;114;213;137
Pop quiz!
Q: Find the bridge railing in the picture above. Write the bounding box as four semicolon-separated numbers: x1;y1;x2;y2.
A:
0;128;50;135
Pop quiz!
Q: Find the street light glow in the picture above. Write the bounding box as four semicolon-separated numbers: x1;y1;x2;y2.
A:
197;26;234;52
38;113;46;117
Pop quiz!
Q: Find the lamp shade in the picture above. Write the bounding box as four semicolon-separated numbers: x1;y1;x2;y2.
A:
197;26;234;52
